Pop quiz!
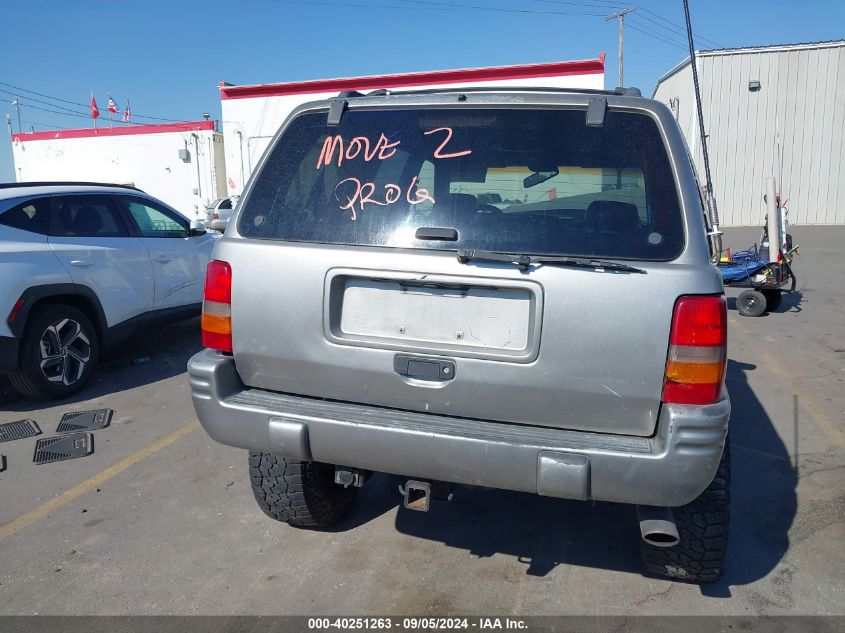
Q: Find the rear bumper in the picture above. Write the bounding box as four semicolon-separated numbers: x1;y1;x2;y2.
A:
207;219;229;231
0;336;20;373
188;349;730;507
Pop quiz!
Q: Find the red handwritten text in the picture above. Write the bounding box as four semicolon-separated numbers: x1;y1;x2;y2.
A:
316;133;400;170
335;176;436;220
423;127;472;159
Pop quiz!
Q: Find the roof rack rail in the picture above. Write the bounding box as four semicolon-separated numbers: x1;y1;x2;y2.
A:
0;181;143;191
335;86;643;99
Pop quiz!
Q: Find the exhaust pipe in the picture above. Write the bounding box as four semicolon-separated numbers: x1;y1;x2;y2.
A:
637;506;680;548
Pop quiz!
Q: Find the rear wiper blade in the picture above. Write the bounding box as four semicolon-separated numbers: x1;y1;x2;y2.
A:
456;249;647;274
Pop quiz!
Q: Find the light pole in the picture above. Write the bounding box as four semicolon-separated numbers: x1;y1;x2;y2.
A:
605;6;636;88
10;97;22;132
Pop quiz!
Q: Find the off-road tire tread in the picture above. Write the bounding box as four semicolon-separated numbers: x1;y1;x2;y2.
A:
248;453;357;528
8;304;98;400
640;444;731;583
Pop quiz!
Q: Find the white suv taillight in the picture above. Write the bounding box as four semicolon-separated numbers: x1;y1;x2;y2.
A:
662;295;727;405
201;260;232;352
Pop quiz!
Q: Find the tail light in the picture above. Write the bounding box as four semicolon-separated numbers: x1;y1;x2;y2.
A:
212;212;219;220
201;260;232;352
662;295;727;405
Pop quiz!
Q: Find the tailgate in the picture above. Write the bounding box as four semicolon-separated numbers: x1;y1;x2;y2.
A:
220;240;704;436
221;101;716;437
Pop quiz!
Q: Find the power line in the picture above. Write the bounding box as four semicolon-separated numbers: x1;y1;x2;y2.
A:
630;13;719;49
396;0;606;16
10;101;130;124
0;80;89;109
0;79;184;123
539;0;722;48
637;4;722;48
14;102;100;120
626;21;688;52
258;0;607;16
532;0;626;9
0;87;95;117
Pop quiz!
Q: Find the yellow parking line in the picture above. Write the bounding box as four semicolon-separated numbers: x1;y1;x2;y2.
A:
0;420;200;542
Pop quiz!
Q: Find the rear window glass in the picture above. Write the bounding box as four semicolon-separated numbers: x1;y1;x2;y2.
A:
239;107;684;260
0;198;50;235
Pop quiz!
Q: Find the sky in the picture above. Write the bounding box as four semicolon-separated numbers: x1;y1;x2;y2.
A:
2;0;843;181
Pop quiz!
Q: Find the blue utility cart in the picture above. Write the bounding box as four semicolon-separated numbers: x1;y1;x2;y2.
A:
717;243;797;316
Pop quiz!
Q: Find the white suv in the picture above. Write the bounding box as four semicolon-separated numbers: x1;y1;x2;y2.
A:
205;196;239;232
0;182;216;399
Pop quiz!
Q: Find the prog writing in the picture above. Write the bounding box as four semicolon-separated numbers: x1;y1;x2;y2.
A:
316;127;471;219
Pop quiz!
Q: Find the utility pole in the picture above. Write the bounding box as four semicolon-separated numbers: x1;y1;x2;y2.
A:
10;96;22;133
605;6;636;88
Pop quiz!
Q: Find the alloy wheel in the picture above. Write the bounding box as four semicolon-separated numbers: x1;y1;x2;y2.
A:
38;318;91;386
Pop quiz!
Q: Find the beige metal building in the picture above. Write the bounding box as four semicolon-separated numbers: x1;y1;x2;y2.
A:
653;40;845;226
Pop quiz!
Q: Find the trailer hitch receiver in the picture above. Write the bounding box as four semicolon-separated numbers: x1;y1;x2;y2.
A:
399;480;431;512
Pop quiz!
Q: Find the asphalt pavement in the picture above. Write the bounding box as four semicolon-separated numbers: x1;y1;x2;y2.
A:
0;226;842;616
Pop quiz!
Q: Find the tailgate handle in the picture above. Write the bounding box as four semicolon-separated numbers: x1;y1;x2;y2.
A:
394;355;455;381
415;227;458;241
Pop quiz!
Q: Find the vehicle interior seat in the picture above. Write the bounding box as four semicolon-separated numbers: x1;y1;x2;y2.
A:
69;206;104;236
584;200;643;256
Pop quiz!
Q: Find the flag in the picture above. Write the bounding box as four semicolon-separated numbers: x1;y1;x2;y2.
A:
107;95;118;114
90;95;100;119
122;98;131;123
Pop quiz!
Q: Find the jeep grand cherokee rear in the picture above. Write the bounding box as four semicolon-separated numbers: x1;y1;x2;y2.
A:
188;89;730;582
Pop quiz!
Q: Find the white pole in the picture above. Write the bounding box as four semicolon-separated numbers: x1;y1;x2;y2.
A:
766;177;780;262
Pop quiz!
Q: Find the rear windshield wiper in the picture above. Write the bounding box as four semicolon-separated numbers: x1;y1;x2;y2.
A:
456;249;647;274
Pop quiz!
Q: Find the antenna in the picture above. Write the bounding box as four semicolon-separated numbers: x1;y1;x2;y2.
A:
683;0;722;258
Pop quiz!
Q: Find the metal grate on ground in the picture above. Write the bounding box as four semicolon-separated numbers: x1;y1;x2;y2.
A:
0;419;42;443
56;409;113;434
33;432;94;465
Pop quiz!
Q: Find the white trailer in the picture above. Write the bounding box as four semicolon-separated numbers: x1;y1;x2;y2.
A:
10;121;227;220
219;57;605;196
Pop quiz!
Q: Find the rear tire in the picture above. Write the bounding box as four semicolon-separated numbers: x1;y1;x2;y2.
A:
9;304;99;400
639;441;731;583
248;453;358;528
737;289;766;317
762;289;782;312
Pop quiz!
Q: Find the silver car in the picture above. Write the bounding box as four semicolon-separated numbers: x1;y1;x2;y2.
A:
204;196;238;232
189;88;731;582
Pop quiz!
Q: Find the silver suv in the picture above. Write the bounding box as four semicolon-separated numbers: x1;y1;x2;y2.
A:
188;88;731;582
